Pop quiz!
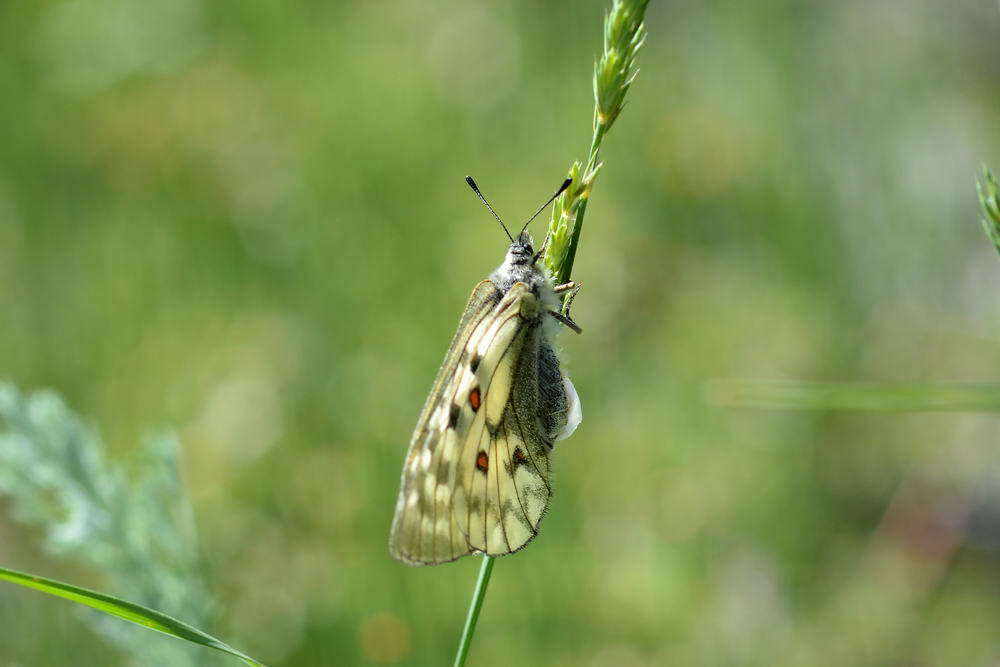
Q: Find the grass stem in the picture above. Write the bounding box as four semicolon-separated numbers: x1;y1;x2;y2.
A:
452;3;649;663
557;124;606;286
452;556;495;667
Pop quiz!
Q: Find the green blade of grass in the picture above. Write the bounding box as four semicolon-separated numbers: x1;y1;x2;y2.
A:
707;380;1000;412
0;565;263;666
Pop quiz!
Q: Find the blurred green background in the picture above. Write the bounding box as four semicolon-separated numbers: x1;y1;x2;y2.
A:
2;0;1000;665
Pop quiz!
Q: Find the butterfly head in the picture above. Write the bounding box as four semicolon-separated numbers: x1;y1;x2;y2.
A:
507;232;535;266
493;231;548;293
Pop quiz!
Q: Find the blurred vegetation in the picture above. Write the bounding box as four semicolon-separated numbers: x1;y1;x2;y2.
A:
979;166;1000;256
2;1;1000;665
0;383;219;665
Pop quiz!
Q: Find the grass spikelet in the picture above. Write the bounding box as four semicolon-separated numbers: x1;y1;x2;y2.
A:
544;0;651;286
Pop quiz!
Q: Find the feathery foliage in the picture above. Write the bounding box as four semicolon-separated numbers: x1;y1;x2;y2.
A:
0;383;220;665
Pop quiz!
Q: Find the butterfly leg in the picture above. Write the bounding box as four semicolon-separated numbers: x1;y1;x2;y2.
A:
554;281;582;317
550;281;583;334
553;280;579;294
548;309;582;334
532;232;552;263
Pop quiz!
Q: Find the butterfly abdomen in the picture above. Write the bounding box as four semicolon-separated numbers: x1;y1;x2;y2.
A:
536;342;568;442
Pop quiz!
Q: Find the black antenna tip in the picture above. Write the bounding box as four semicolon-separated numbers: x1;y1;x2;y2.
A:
515;176;577;238
464;175;514;242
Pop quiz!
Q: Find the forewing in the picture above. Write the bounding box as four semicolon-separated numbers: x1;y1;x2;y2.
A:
390;280;501;565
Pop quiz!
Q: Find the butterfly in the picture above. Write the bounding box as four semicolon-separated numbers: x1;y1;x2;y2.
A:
389;176;583;565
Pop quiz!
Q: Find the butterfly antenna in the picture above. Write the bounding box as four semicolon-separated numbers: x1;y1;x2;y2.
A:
518;178;572;238
465;176;514;243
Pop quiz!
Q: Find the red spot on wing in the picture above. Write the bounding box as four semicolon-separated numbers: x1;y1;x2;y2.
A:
468;387;481;411
476;450;489;473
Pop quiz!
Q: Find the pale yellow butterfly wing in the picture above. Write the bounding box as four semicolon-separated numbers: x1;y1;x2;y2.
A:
390;279;500;564
390;281;553;565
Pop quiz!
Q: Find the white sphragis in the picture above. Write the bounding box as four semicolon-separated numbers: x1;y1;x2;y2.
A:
389;177;582;565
